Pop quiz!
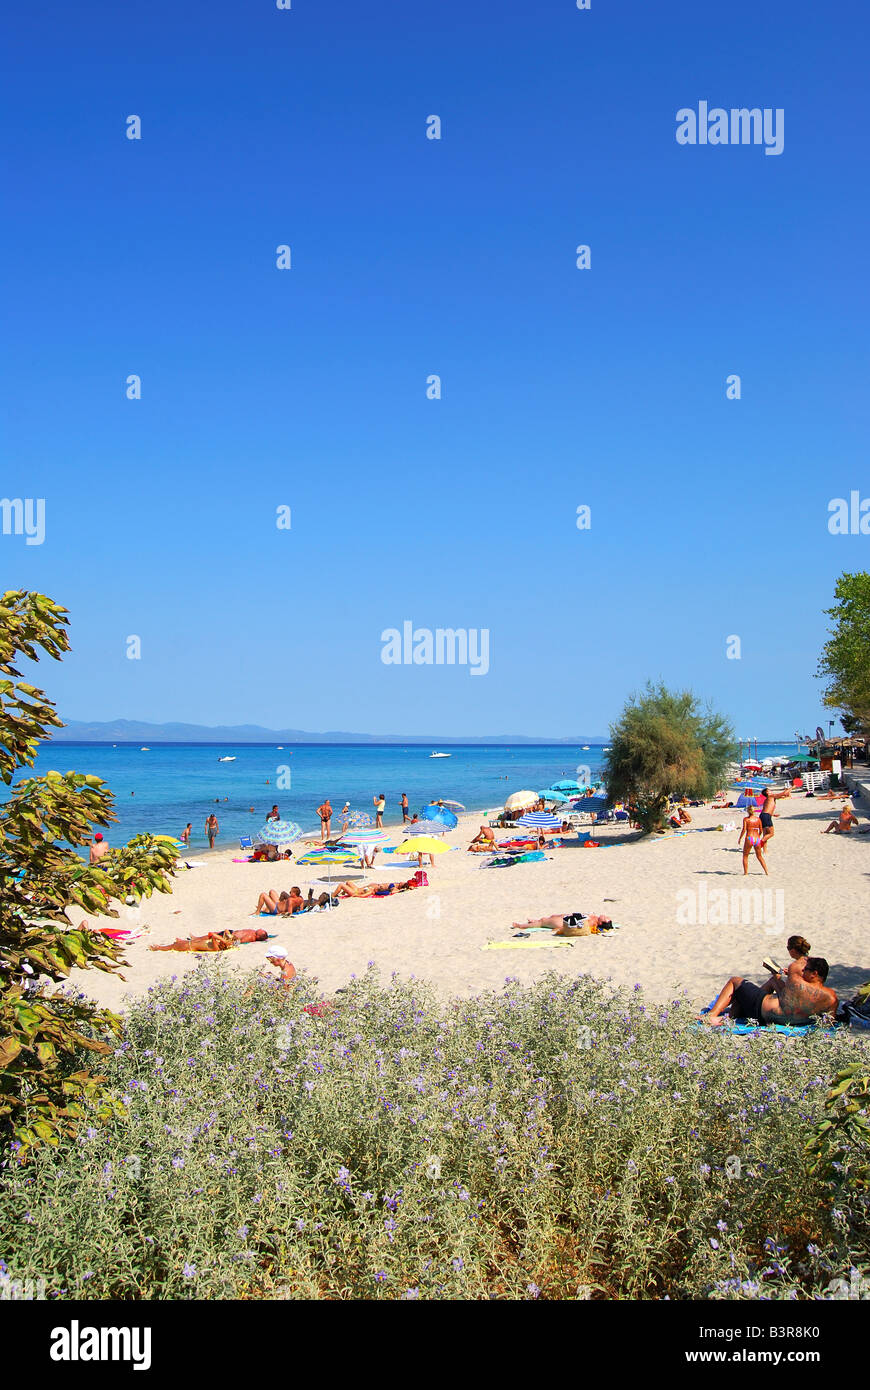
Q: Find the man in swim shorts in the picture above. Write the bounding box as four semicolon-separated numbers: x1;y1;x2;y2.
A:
317;799;332;841
759;785;790;850
705;958;837;1026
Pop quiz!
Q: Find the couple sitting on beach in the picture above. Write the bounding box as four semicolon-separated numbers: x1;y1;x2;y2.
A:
704;934;837;1027
254;887;334;916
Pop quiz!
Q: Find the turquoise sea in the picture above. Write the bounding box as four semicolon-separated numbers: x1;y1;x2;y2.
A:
7;740;805;854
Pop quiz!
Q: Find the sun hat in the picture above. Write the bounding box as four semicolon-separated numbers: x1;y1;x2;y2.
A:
267;945;289;959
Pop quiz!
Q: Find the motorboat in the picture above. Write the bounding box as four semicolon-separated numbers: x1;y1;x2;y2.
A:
429;751;451;758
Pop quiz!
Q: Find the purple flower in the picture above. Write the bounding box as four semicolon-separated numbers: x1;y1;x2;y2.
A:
183;1263;197;1280
527;1283;541;1298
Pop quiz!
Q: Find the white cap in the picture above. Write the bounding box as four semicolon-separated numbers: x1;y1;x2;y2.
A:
267;945;289;959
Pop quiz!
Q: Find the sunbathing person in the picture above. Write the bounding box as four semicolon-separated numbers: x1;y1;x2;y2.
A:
333;876;420;898
150;928;269;953
255;887;307;915
511;910;612;933
704;957;837;1027
469;825;496;850
822;806;860;834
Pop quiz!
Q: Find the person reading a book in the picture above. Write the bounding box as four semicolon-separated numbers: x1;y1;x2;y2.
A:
703;956;837;1027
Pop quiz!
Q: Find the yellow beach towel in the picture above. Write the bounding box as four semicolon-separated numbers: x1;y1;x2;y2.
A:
483;939;575;950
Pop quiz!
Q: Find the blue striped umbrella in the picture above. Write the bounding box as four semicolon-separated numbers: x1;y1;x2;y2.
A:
348;811;372;828
517;812;563;831
253;819;304;851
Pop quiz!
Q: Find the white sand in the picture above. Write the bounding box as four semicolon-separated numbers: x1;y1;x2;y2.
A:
66;794;870;1011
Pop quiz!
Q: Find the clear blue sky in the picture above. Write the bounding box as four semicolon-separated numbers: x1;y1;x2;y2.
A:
3;0;868;738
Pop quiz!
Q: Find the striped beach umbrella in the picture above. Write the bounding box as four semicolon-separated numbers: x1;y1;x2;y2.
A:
348;811;372;828
407;819;448;836
517;812;563;831
253;819;304;851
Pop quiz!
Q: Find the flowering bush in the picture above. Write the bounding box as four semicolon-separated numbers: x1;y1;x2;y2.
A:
0;965;868;1300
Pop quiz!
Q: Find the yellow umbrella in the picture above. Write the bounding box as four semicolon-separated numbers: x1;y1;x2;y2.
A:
399;837;450;855
504;790;538;813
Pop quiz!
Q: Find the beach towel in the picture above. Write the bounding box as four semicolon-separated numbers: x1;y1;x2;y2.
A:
694;1002;839;1037
482;939;576;950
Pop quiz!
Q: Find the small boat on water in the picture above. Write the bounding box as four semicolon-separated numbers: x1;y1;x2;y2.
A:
581;745;590;751
218;756;236;762
140;746;150;751
429;751;451;758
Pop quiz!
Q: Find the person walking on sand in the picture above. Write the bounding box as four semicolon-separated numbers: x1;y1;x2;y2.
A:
400;792;410;822
738;805;768;875
180;823;192;846
205;813;219;850
374;792;385;828
317;798;332;842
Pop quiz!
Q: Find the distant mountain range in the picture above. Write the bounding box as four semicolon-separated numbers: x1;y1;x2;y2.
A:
53;719;605;746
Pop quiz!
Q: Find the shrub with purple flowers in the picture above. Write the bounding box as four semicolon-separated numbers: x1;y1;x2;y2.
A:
0;963;868;1300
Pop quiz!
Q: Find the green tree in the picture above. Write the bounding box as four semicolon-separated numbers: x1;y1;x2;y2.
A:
603;682;737;834
0;591;177;1153
817;572;870;732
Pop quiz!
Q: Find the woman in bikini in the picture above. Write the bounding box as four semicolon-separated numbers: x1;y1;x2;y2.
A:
738;805;769;876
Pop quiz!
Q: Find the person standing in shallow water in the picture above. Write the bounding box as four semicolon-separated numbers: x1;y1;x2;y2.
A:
374;793;385;828
205;813;219;850
400;792;410;822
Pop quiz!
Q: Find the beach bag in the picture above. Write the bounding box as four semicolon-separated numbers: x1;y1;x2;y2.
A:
413;869;429;887
843;981;870;1028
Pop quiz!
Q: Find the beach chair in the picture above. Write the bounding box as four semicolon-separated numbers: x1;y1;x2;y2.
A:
239;836;253;851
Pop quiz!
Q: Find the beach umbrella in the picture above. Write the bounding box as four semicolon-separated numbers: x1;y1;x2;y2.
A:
550;779;583;793
348;811;372;828
438;799;466;811
405;819;448;836
253;819;304;852
420;803;458;828
504;790;538;813
517;812;563;832
399;836;450;857
735;793;762;809
539;788;570;803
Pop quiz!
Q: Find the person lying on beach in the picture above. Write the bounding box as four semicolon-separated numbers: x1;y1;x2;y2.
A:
255;887;306;915
469;826;496;849
332;876;420;898
150;928;268;953
703;957;837;1027
822;807;860;834
511;910;612;934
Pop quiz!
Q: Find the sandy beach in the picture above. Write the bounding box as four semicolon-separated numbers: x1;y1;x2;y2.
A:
67;792;870;1012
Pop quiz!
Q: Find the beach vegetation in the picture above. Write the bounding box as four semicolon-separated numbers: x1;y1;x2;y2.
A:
602;683;736;833
817;572;870;732
0;591;177;1153
0;964;867;1301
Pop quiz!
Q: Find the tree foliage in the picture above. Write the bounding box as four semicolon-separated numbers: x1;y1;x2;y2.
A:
817;572;870;732
603;682;737;834
0;591;178;1153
